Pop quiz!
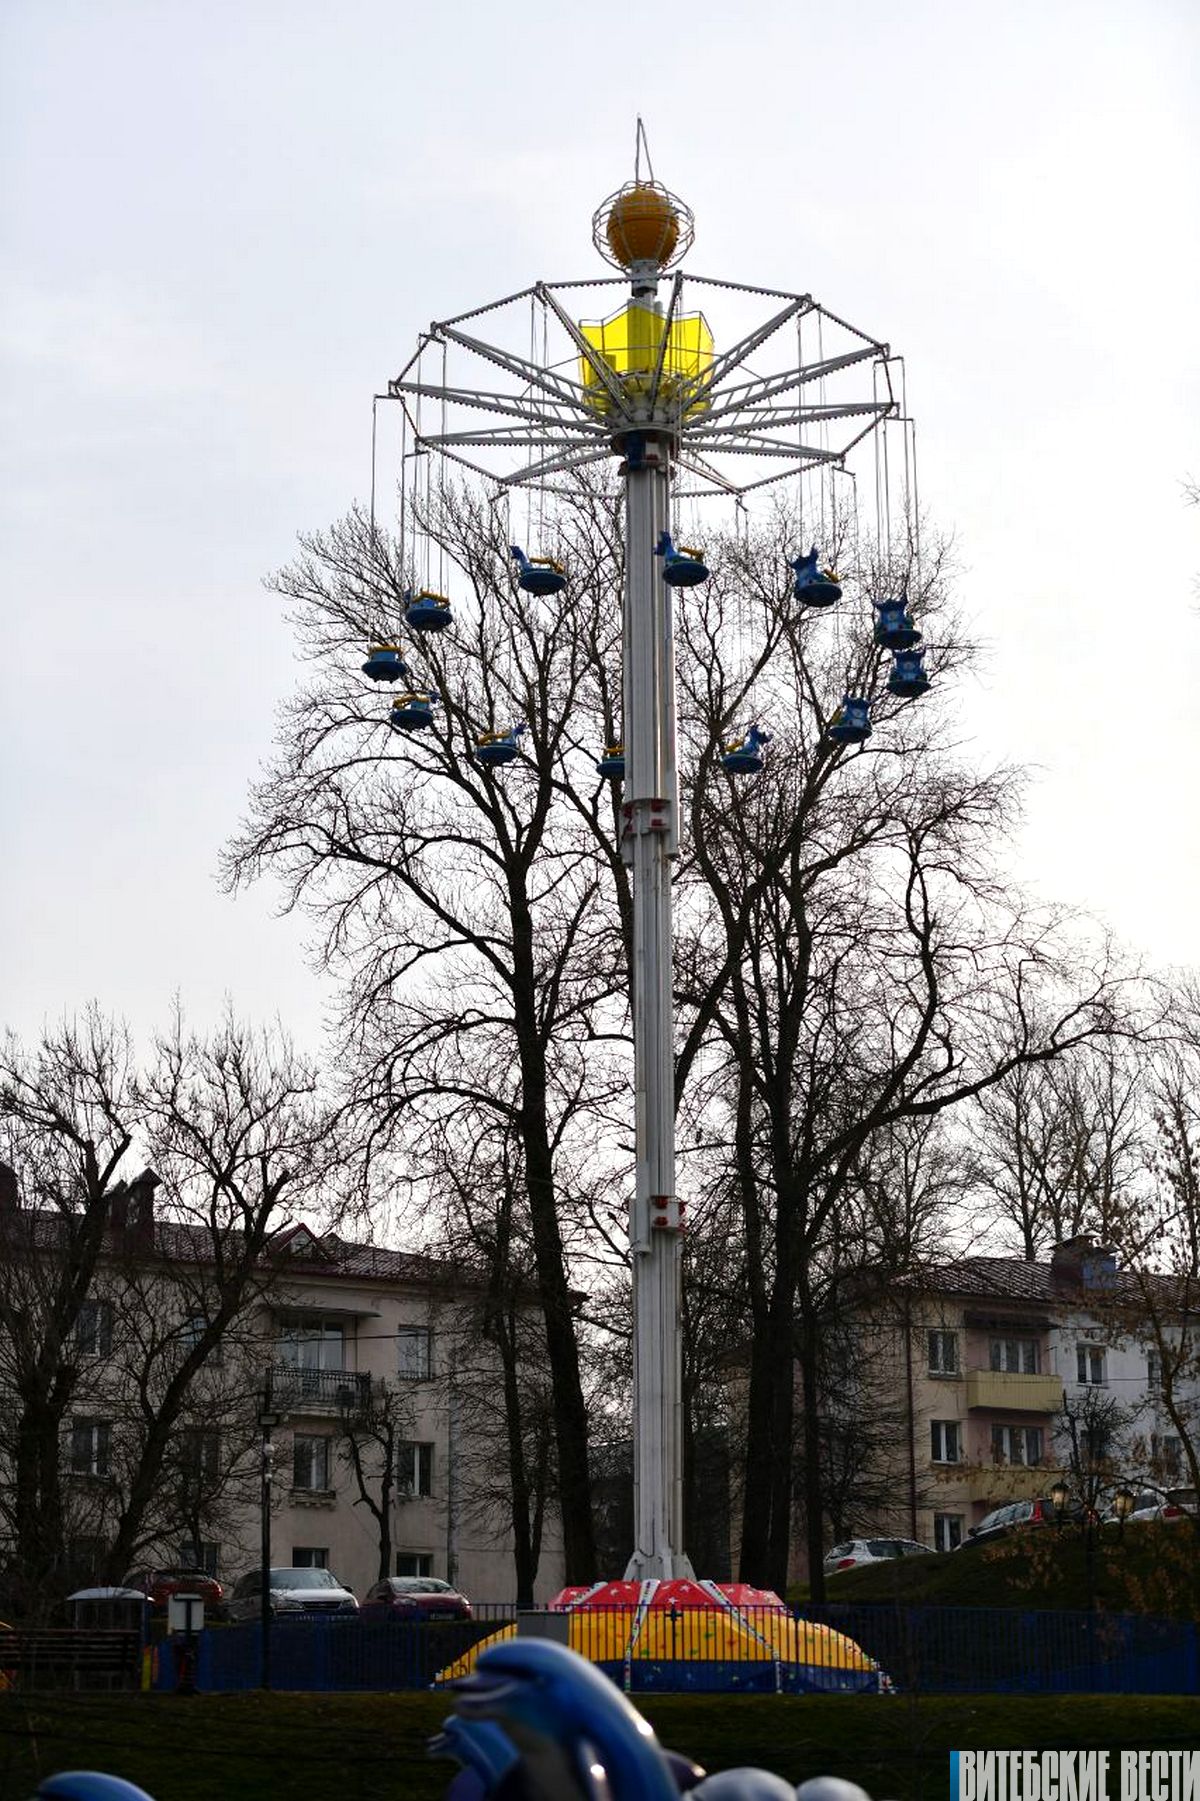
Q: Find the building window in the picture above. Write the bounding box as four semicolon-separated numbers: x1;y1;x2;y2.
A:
70;1535;108;1577
933;1513;964;1552
1082;1424;1110;1463
989;1337;1040;1375
180;1316;221;1364
177;1541;219;1574
930;1420;962;1464
1146;1352;1162;1392
292;1547;328;1568
277;1316;345;1372
70;1418;112;1478
927;1331;959;1375
293;1435;331;1491
396;1552;433;1577
397;1327;432;1381
1076;1346;1107;1386
1152;1434;1183;1478
991;1424;1044;1467
397;1441;434;1498
76;1300;113;1358
180;1427;221;1483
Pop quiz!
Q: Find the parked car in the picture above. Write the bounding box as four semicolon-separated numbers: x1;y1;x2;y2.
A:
358;1576;473;1621
1118;1487;1198;1523
960;1496;1089;1546
824;1538;934;1573
127;1568;226;1618
227;1567;358;1621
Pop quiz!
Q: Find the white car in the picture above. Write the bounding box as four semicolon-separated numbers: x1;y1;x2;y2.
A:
227;1566;359;1620
824;1537;934;1573
1120;1487;1197;1524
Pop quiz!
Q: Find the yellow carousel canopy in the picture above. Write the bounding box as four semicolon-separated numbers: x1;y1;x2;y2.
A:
578;304;713;416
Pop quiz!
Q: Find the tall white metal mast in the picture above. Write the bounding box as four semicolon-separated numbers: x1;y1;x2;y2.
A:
618;242;691;1578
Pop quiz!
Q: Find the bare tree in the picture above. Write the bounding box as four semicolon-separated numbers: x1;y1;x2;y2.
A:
0;1008;330;1606
668;510;1134;1599
224;488;642;1585
338;1377;413;1583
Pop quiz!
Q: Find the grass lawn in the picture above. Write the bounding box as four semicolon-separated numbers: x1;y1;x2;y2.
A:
792;1521;1200;1618
1;1691;1198;1801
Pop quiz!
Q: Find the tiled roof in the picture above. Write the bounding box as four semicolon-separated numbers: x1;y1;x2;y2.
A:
878;1255;1191;1311
3;1207;474;1292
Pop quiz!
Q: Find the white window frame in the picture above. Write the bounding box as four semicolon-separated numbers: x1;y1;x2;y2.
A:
70;1418;111;1478
1152;1433;1183;1478
1146;1351;1162;1392
292;1546;328;1568
989;1337;1040;1375
76;1300;113;1358
292;1434;332;1491
397;1327;432;1381
396;1552;433;1577
397;1440;434;1498
933;1512;964;1551
181;1426;221;1482
177;1540;219;1574
927;1330;959;1375
991;1423;1044;1467
277;1315;345;1373
1076;1344;1107;1386
930;1420;962;1464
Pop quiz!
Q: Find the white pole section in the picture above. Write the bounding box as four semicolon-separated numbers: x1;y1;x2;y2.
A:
620;273;693;1578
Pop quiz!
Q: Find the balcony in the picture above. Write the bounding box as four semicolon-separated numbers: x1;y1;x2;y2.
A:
270;1365;371;1417
964;1370;1063;1414
967;1463;1063;1506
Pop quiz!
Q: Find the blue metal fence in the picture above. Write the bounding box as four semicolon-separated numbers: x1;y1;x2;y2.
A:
151;1604;1199;1697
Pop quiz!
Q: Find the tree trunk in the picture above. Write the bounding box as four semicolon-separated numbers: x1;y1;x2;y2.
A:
511;899;596;1584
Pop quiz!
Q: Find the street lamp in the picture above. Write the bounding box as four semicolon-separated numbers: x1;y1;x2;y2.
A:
258;1377;282;1690
1050;1478;1069;1515
1112;1486;1135;1542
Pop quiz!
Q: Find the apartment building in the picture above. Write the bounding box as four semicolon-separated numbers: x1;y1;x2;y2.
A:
832;1236;1196;1558
3;1200;564;1607
246;1222;564;1602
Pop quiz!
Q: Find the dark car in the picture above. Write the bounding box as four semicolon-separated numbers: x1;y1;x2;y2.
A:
961;1496;1089;1546
358;1576;472;1621
128;1568;226;1618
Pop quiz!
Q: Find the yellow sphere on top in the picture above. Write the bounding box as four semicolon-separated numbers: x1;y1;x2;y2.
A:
605;182;681;268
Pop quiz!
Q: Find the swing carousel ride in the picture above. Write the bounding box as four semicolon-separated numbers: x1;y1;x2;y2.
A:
368;127;927;1684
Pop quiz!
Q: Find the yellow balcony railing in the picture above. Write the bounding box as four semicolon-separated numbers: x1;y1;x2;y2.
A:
966;1463;1064;1506
964;1370;1064;1414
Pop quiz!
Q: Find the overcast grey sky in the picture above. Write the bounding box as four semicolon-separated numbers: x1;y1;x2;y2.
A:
2;0;1197;1051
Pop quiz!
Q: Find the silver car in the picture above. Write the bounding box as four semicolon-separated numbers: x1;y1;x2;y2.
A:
824;1537;933;1572
227;1566;358;1620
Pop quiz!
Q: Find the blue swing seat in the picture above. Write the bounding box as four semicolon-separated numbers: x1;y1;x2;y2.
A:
404;589;453;633
389;692;438;731
474;724;526;768
790;547;842;608
888;650;931;698
362;644;411;683
597;745;625;779
873;601;921;651
655;531;709;588
722;724;771;774
511;546;567;597
827;696;872;745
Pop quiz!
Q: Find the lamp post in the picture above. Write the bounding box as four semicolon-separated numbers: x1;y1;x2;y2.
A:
1112;1486;1134;1541
258;1374;281;1690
